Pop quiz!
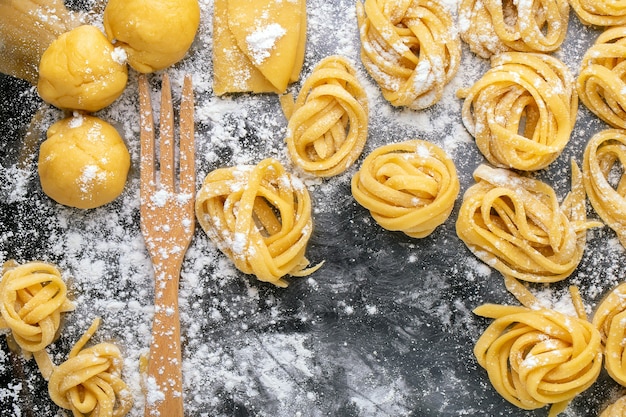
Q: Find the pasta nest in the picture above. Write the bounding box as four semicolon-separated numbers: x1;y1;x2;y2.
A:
600;395;626;417
195;158;321;287
458;0;569;59
351;140;460;238
582;129;626;248
456;163;596;287
0;261;74;353
592;282;626;386
283;55;369;177
458;52;577;171
578;27;626;130
570;0;626;26
473;303;603;416
355;0;461;110
48;318;133;417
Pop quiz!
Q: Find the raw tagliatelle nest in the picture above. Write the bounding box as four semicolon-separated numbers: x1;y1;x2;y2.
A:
456;162;601;306
351;139;460;238
473;300;603;417
195;158;323;287
458;52;578;171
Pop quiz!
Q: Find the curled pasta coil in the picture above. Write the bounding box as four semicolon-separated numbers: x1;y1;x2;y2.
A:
458;52;577;171
582;129;626;248
458;0;569;59
282;55;368;177
570;0;626;26
351;140;459;238
577;27;626;130
48;318;133;417
0;261;75;353
456;163;599;304
355;0;461;110
195;158;322;287
601;395;626;417
592;282;626;386
473;303;603;416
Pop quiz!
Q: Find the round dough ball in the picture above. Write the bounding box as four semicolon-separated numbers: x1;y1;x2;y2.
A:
38;114;131;209
37;25;128;112
103;0;200;73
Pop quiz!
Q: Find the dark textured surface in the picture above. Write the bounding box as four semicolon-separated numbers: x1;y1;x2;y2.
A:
1;2;626;417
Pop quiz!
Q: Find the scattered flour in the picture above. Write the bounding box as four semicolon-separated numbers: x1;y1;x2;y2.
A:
0;0;619;416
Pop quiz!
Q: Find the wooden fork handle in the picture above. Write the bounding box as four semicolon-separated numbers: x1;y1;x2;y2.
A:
145;258;184;417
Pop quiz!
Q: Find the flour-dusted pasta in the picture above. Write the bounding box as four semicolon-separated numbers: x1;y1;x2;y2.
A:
473;302;603;416
0;261;75;354
355;0;461;110
578;27;626;130
592;282;626;386
212;0;306;94
570;0;626;26
281;56;368;177
582;129;626;248
351;140;459;238
458;0;569;59
48;318;133;417
456;162;600;306
195;158;322;287
458;52;577;171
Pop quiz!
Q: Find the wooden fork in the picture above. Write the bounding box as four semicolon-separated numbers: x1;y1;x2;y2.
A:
138;73;195;417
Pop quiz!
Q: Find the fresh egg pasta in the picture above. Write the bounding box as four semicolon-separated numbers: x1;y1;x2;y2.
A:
0;261;75;353
458;0;569;59
592;282;626;386
582;128;626;248
577;26;626;130
281;55;368;177
570;0;626;26
456;162;599;306
195;158;322;287
48;318;133;417
458;52;577;171
356;0;461;110
351;140;459;238
473;301;603;416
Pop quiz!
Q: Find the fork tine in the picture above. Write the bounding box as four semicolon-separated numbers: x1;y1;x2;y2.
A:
138;74;155;191
159;73;175;193
179;74;195;196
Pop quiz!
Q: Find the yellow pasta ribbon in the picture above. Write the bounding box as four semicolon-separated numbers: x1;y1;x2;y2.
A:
577;27;626;130
458;0;569;59
0;260;75;354
351;140;459;238
48;317;133;417
456;162;600;305
570;0;626;26
458;52;577;171
601;395;626;417
592;282;626;386
281;55;368;177
355;0;461;110
582;128;626;248
195;158;322;287
473;301;603;416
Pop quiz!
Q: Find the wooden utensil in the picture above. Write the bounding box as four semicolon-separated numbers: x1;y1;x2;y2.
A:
138;72;195;417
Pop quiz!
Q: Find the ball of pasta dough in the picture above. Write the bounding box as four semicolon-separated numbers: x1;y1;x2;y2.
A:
37;25;128;112
38;114;130;209
103;0;200;73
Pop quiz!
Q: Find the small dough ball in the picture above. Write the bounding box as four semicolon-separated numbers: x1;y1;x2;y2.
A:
38;114;131;209
37;25;128;112
103;0;200;73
